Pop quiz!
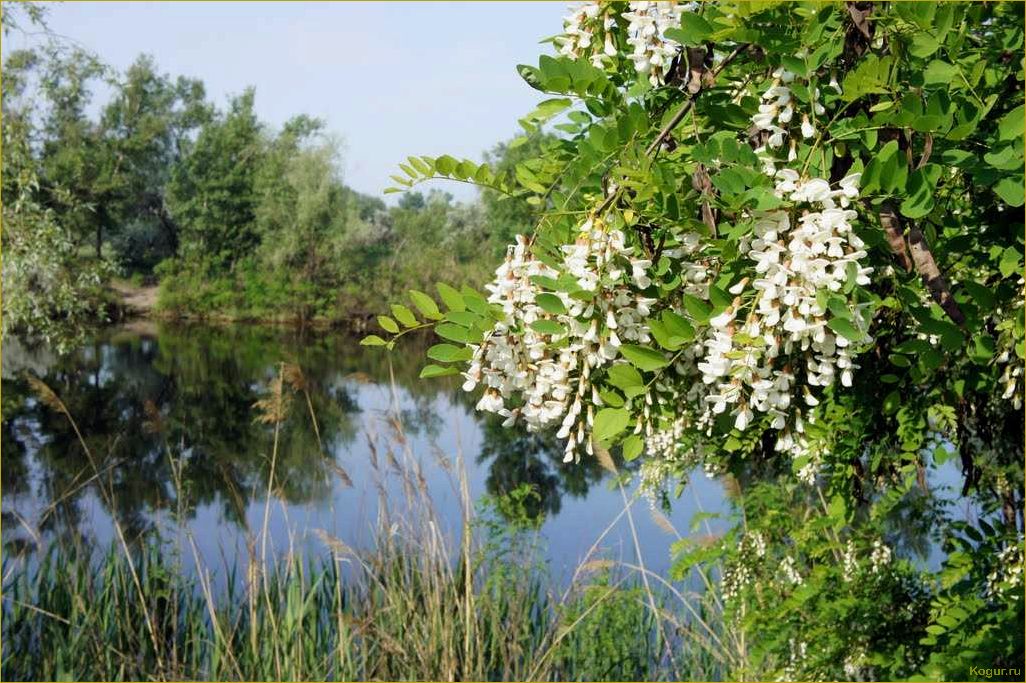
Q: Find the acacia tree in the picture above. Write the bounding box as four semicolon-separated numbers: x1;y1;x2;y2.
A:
369;1;1024;678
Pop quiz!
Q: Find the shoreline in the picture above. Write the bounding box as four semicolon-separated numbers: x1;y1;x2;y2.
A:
108;279;375;331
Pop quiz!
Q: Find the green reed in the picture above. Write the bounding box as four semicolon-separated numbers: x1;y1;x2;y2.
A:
2;369;735;681
1;520;727;681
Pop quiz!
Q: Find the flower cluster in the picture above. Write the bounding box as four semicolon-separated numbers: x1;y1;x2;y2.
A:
998;349;1023;410
556;2;616;68
986;544;1024;598
622;1;692;85
839;538;894;581
694;171;872;454
869;538;893;574
461;221;656;462
751;66;826;160
722;562;753;603
557;2;694;86
780;555;803;585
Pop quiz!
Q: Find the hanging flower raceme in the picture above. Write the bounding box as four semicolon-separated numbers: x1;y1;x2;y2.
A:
622;1;693;85
460;219;657;462
687;172;873;466
556;2;617;68
557;1;696;86
751;64;828;174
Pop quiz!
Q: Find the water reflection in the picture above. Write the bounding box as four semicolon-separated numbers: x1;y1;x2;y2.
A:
1;323;642;566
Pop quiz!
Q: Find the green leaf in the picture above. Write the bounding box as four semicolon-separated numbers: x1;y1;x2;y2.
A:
391;304;418;328
661;311;695;342
999;247;1023;278
665;13;713;45
899;167;937;218
923;60;957;85
598;387;625;407
377;316;400;334
461;286;491;316
535;293;567;314
620;344;668;372
420;364;459;379
648;319;682;351
889;353;911;368
607;363;644;393
684;294;713;324
994;177;1025;207
841;55;893;102
827;318;863;343
827;495;848;530
408;156;432;175
621;434;644;461
360;335;387;347
708;285;732;310
530;319;566;336
436;282;466;312
998;104;1024;141
909;32;940;58
409;290;443;320
963;281;995;310
427;343;472;363
593;407;630;444
434;155;458;175
445;310;481;327
435;323;470;343
971;334;995;363
983;147;1022;173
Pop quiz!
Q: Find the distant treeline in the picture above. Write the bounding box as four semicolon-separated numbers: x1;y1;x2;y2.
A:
2;8;541;340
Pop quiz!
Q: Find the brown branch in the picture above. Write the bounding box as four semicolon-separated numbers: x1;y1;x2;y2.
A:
878;201;913;271
691;164;718;236
916;132;934;170
907;226;966;326
879;201;966;326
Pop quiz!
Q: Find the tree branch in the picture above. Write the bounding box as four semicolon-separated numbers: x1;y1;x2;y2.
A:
879;201;966;326
592;44;748;219
878;201;912;271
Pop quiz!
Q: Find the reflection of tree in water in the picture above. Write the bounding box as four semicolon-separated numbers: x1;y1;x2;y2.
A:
474;413;610;524
1;323;618;551
1;324;367;547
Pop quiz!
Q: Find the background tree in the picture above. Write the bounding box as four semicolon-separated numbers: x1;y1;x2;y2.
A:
1;8;114;349
167;88;264;271
101;55;211;271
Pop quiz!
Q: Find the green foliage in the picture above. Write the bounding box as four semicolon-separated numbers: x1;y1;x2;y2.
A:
1;22;116;349
167;89;264;267
370;1;1025;677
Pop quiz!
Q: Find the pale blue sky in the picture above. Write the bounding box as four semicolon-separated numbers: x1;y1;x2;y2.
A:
5;1;568;201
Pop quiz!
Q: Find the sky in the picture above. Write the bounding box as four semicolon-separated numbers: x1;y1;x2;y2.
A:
4;1;568;201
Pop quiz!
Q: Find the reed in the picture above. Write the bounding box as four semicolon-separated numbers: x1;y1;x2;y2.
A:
2;372;738;681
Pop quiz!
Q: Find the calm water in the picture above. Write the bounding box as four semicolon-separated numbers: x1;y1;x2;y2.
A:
2;322;732;585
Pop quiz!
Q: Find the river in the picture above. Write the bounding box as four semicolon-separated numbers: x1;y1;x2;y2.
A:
2;322;733;589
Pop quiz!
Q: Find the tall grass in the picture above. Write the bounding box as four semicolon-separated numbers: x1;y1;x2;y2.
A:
2;365;740;681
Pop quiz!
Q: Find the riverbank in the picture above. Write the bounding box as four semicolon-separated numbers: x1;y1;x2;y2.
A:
108;278;377;330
